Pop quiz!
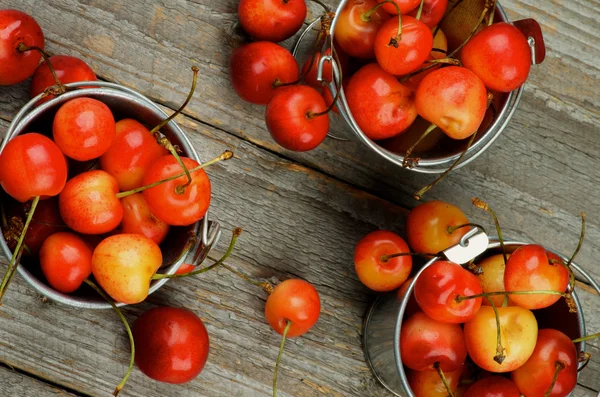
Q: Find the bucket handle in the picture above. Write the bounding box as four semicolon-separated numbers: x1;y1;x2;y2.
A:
513;18;546;65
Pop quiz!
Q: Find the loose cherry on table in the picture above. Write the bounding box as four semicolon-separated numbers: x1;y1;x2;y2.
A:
237;0;307;43
30;55;97;104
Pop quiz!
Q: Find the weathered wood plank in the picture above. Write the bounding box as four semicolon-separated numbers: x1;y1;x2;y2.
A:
0;366;78;396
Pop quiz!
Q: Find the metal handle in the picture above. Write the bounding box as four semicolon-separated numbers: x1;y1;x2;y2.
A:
183;220;222;268
512;18;546;65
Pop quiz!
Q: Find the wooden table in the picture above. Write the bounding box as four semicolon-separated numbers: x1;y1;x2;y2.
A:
1;0;598;396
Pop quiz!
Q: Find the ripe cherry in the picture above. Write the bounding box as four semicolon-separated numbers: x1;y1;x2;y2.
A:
53;97;116;161
238;0;306;43
407;0;448;28
0;10;44;85
377;0;420;15
464;376;521;397
374;16;433;76
30;55;97;104
121;193;170;245
133;307;210;384
265;85;329;152
354;230;412;292
39;232;93;294
335;0;391;59
229;41;299;105
476;254;511;308
345;63;417;140
407;367;462;397
461;22;531;93
402;28;448;91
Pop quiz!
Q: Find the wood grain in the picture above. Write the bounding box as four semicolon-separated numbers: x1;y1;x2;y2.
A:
0;366;78;396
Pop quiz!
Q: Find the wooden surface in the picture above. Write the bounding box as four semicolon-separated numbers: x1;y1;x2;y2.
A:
0;0;599;396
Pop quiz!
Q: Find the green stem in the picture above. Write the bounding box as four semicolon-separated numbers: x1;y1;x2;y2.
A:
447;0;495;58
472;198;507;265
457;289;568;303
543;361;564;397
487;297;505;364
273;320;293;397
17;43;65;94
433;362;455;397
403;123;438;168
426;57;461;66
415;0;426;21
362;1;403;43
380;251;437;262
571;332;600;344
566;213;585;268
487;0;497;26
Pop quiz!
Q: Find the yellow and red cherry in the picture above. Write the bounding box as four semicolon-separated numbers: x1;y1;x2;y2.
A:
476;254;511;308
265;279;321;338
335;0;391;59
121;193;170;245
407;367;462;397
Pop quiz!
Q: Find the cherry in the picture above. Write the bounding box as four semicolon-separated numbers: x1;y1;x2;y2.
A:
121;193;170;245
345;63;417;140
30;55;97;104
238;0;306;42
374;16;433;76
407;367;462;397
334;0;391;59
511;329;578;397
400;311;467;372
405;200;470;254
414;260;483;324
398;277;420;318
229;41;299;105
415;66;487;140
265;85;329;152
99;118;168;191
0;9;44;85
377;0;421;15
476;254;511;308
353;230;412;292
133;307;210;384
464;376;521;397
402;28;448;91
53;97;117;161
39;232;93;294
461;22;531;93
504;245;569;310
407;0;448;28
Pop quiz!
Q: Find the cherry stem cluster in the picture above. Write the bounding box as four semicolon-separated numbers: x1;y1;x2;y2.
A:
17;43;66;95
544;361;565;397
83;279;134;397
362;1;403;43
433;362;455;397
0;196;40;305
273;320;293;397
472;198;507;264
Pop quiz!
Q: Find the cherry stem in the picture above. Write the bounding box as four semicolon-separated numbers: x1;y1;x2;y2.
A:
433;362;455;397
362;1;403;43
115;150;233;199
414;130;478;200
17;43;65;95
83;279;134;397
457;289;569;303
487;296;506;364
273;320;293;397
432;0;465;37
577;352;591;372
151;227;242;280
472;198;507;264
0;196;40;305
380;251;437;262
487;0;497;26
308;37;344;119
447;223;487;235
544;361;565;397
415;0;426;21
308;0;331;12
150;66;199;192
566;212;585;268
403;123;438;168
426;57;462;66
571;332;600;344
447;0;495;58
218;261;275;294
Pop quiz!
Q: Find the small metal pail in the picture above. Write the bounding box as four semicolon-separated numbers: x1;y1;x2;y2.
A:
0;81;222;309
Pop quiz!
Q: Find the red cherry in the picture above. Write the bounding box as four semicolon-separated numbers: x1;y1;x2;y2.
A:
40;232;93;294
133;307;210;384
99;118;168;191
0;10;44;85
464;376;521;397
0;133;68;203
402;28;448;90
335;0;391;59
461;22;531;92
377;0;421;14
121;193;170;245
265;279;320;338
265;85;329;152
53;97;116;161
407;366;462;397
354;230;412;291
407;0;448;28
415;66;487;140
345;63;417;140
229;41;299;105
142;156;211;226
374;16;433;76
175;263;195;275
30;55;97;104
238;0;306;42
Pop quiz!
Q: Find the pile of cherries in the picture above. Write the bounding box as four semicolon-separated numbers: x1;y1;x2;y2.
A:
354;199;596;397
0;8;321;397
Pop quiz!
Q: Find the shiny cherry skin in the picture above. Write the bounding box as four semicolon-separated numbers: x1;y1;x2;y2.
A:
133;307;210;384
346;63;417;140
354;230;412;291
39;232;93;293
377;0;421;14
407;0;448;28
416;66;488;140
407;367;462;397
414;260;483;323
400;311;467;372
504;245;569;310
406;200;470;254
59;170;123;234
265;279;321;338
229;41;299;105
0;133;68;203
476;254;511;308
398;277;420;318
53;97;116;161
511;329;578;397
461;22;531;93
464;376;521;397
265;85;329;152
0;10;44;85
30;55;97;104
374;16;433;76
238;0;306;42
335;0;391;59
121;193;170;245
142;156;211;226
99;118;168;191
403;28;448;91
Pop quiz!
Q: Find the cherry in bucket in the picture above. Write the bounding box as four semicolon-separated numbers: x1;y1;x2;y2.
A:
120;193;170;245
30;55;97;104
238;0;307;43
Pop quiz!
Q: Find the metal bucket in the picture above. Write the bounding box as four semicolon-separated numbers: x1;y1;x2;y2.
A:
363;229;599;396
294;0;544;173
0;81;222;309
